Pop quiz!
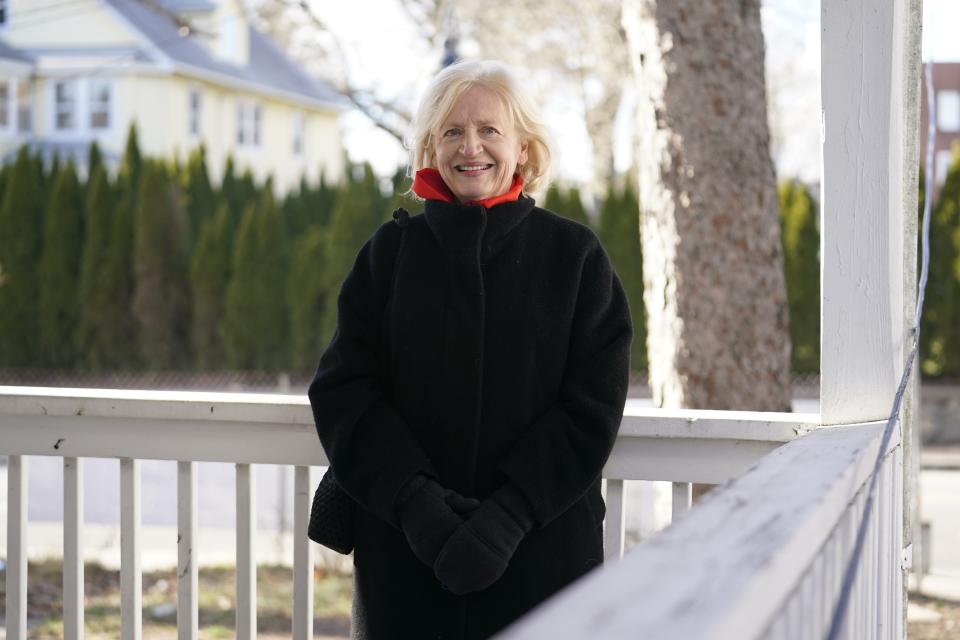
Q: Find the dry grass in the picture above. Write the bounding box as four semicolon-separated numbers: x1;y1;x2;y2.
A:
0;560;351;639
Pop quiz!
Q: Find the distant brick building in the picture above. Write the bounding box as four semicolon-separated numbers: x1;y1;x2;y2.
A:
920;62;960;201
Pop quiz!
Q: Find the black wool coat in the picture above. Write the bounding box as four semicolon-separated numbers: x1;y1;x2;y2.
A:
308;194;632;640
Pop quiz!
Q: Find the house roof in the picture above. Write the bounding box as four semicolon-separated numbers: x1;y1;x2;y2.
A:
159;0;218;11
0;38;33;64
101;0;345;110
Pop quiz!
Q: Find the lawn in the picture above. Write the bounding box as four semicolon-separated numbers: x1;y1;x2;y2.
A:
0;560;351;639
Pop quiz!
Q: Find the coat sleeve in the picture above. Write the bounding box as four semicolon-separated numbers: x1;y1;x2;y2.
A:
498;239;632;527
307;223;437;528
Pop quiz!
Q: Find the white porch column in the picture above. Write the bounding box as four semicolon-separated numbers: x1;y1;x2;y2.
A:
820;0;920;425
821;0;921;634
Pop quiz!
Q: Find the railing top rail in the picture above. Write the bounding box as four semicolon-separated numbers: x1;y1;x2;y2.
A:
0;385;312;425
0;387;818;476
500;420;899;640
1;385;820;432
620;409;820;441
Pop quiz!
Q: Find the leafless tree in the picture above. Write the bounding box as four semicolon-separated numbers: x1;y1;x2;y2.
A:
452;0;629;201
254;0;425;143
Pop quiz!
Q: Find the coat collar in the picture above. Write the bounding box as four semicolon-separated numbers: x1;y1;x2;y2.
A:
412;168;524;208
415;168;535;255
423;195;536;255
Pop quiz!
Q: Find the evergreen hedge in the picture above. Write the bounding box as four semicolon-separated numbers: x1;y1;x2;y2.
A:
4;132;959;380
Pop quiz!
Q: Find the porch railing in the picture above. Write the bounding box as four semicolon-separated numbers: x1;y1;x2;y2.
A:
502;420;904;639
0;385;906;640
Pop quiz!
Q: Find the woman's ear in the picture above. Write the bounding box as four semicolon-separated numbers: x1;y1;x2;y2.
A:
518;141;529;167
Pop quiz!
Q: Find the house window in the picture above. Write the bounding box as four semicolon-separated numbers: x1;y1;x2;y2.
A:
189;89;201;136
17;79;30;133
0;80;9;129
55;80;77;130
937;90;960;133
292;112;305;155
236;101;261;147
89;79;111;130
935;149;954;187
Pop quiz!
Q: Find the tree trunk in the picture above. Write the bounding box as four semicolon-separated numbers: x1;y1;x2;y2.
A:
622;0;792;411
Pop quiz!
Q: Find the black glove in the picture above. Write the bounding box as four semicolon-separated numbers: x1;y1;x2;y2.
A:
395;474;480;567
433;483;535;595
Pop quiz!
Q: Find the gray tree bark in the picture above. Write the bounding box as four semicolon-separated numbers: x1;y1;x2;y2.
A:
622;0;792;411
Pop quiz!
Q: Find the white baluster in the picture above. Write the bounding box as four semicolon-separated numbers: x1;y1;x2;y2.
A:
603;479;625;562
671;482;691;522
893;447;903;639
236;463;257;640
178;461;198;640
6;455;27;640
121;458;142;640
64;457;84;640
293;466;314;640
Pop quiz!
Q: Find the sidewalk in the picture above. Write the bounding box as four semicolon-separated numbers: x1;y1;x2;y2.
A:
913;449;960;603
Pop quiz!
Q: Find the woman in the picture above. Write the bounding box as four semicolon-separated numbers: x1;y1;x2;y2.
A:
308;60;631;640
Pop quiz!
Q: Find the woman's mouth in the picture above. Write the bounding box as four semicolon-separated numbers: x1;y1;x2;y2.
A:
455;164;494;173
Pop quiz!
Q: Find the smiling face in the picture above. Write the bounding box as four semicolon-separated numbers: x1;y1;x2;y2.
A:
432;85;529;203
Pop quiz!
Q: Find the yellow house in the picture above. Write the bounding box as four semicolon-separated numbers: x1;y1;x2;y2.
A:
0;0;346;193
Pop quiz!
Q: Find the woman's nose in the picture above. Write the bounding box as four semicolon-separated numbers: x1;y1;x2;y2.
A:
460;130;482;156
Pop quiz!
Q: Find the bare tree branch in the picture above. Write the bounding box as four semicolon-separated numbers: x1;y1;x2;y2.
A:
252;0;421;144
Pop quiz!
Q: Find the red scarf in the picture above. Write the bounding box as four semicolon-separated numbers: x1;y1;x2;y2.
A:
412;168;523;208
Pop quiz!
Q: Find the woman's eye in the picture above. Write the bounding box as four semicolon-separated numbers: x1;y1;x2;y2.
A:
443;128;461;137
483;127;499;135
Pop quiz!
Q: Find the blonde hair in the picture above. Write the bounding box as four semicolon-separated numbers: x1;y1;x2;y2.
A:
408;60;552;196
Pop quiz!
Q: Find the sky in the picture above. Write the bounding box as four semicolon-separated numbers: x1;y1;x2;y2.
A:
311;0;960;186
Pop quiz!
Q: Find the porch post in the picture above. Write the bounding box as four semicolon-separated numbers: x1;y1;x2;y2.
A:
820;0;921;633
820;0;918;425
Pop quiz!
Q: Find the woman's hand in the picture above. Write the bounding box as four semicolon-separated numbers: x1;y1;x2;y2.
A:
433;484;535;595
395;475;480;567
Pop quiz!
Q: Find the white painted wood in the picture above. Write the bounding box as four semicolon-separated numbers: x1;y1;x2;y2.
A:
820;0;910;425
796;568;819;640
499;423;899;640
0;410;326;467
811;549;825;639
0;389;818;474
838;490;855;640
770;616;786;640
671;482;691;521
293;466;314;640
0;388;820;485
0;387;816;438
177;461;198;640
604;437;781;483
121;458;142;640
878;453;891;639
619;409;819;439
871;475;881;638
894;446;905;639
854;489;867;640
820;528;834;636
0;392;907;637
6;455;27;640
236;463;257;640
603;479;625;562
64;457;85;640
896;0;922;611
